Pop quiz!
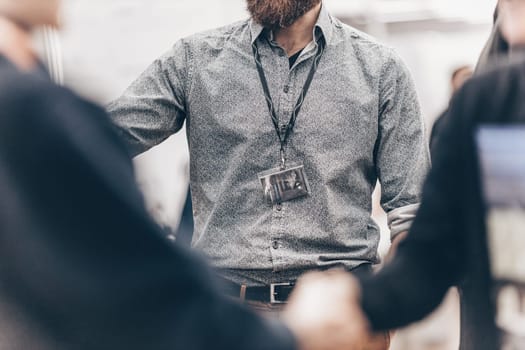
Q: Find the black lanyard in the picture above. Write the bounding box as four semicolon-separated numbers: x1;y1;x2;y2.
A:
252;36;326;169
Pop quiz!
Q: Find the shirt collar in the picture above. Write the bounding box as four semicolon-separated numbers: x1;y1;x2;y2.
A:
249;3;335;46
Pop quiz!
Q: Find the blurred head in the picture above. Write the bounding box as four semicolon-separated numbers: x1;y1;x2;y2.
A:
0;0;60;29
247;0;321;29
451;66;473;93
499;0;525;47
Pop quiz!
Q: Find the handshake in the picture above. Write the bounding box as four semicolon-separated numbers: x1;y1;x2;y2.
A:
281;270;389;350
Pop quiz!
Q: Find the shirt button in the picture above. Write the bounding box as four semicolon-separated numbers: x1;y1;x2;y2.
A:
283;85;290;93
272;241;279;250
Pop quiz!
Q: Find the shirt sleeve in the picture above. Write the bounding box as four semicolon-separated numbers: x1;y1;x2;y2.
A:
107;39;191;157
375;48;431;239
359;83;473;330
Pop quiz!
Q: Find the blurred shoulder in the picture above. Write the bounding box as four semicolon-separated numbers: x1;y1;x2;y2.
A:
0;60;108;130
0;60;88;105
456;55;525;106
446;56;525;127
470;55;525;89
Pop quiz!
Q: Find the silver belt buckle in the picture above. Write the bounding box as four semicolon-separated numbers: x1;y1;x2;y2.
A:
270;282;293;304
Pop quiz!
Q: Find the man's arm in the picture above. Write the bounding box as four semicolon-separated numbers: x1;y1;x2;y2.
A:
375;48;430;243
107;40;190;157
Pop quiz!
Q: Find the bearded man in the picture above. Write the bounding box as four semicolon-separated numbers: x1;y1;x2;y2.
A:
109;2;429;348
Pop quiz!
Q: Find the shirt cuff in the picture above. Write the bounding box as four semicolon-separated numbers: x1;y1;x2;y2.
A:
387;203;420;240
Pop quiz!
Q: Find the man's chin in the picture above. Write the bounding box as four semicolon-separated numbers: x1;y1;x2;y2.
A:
256;20;288;31
252;15;296;30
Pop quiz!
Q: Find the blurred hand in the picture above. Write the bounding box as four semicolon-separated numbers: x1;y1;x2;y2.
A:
282;270;371;350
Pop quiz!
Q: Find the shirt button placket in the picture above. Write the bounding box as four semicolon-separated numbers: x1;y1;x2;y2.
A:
271;200;285;271
270;45;293;272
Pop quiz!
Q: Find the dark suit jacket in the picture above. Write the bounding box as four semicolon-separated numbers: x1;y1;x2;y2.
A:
360;56;525;350
0;55;295;350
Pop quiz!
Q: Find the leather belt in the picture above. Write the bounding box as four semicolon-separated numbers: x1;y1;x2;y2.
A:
223;280;295;304
222;264;373;304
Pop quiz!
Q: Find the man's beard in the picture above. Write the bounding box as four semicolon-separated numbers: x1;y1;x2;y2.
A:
247;0;321;29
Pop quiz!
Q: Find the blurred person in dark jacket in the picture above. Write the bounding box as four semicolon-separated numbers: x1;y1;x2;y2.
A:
0;1;363;349
315;1;525;349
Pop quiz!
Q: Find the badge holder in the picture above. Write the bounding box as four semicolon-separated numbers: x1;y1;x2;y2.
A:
258;163;310;205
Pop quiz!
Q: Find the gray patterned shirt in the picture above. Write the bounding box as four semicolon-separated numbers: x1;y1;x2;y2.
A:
108;5;430;286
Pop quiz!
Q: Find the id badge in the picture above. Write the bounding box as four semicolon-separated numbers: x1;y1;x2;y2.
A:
258;164;310;205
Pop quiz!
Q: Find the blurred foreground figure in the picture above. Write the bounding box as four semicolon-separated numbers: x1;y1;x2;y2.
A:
0;1;361;349
323;1;525;349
